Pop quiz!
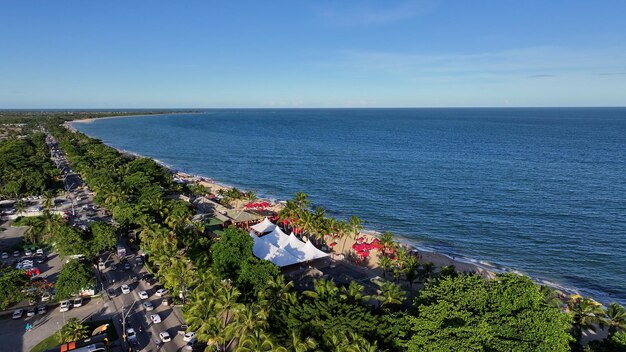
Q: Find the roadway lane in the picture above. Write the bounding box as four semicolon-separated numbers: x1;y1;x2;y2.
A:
102;254;187;352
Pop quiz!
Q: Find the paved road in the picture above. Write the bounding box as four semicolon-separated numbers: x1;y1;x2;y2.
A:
102;253;187;352
45;129;188;352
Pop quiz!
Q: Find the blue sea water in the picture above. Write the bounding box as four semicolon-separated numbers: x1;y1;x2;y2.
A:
72;108;626;304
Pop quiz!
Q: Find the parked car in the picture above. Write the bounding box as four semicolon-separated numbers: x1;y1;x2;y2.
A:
139;291;149;300
98;261;106;270
1;252;8;259
155;288;168;297
36;255;46;264
73;297;83;307
162;298;171;306
107;288;117;297
183;338;198;351
150;313;162;324
123;262;131;270
143;302;154;311
25;249;33;257
41;292;51;302
27;308;36;317
126;327;137;341
60;300;70;312
13;250;20;257
36;305;47;315
159;331;171;342
12;309;24;319
183;331;197;342
36;248;44;255
121;284;131;294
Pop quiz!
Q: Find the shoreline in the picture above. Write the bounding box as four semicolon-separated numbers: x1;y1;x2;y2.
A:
66;120;586;301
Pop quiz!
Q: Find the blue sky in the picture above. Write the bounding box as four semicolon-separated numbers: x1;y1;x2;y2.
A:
1;0;626;108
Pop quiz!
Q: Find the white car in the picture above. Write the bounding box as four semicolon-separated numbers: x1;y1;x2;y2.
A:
1;252;8;259
41;292;51;302
25;249;33;256
12;309;24;319
73;297;83;307
36;248;44;256
139;291;149;300
143;301;154;311
159;331;171;342
155;288;168;297
126;327;137;341
150;313;162;324
183;331;197;342
60;300;70;312
121;284;131;294
27;308;36;317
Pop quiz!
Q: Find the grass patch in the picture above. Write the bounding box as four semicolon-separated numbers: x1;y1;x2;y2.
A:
30;334;59;352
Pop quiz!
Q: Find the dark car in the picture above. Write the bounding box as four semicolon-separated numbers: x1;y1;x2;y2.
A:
107;288;117;297
123;262;131;270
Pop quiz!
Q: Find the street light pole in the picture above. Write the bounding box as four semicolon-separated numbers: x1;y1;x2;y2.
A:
121;300;138;346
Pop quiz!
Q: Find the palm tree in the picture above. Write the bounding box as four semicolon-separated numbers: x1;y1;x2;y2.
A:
605;303;626;337
379;255;393;278
298;210;317;239
261;275;296;312
568;296;607;346
419;262;436;282
539;285;562;309
379;231;395;252
339;216;362;254
403;256;420;289
15;199;26;216
42;191;54;210
339;281;370;304
285;330;318;352
58;318;89;343
236;330;286;352
293;192;310;210
375;280;406;307
303;279;339;300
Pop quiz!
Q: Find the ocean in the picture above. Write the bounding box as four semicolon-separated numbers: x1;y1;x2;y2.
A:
71;108;626;304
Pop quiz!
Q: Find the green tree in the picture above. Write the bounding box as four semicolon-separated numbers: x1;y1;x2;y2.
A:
211;227;254;280
604;303;626;337
375;280;406;307
57;318;89;343
89;221;117;256
569;297;607;347
55;259;93;299
408;273;572;352
0;268;29;310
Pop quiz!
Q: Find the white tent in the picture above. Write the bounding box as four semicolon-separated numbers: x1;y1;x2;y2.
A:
250;217;276;234
250;231;301;267
300;240;330;261
281;232;307;256
262;226;290;248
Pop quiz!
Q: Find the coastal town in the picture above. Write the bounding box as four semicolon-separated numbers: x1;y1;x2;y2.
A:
1;113;624;352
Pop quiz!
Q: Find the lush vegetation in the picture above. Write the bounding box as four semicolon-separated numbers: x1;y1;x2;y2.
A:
0;133;59;199
38;118;626;351
0;267;30;309
55;259;94;299
57;318;89;343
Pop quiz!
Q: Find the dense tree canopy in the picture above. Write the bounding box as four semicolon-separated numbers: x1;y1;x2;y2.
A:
407;274;573;352
55;259;93;299
0;267;30;310
0;133;58;198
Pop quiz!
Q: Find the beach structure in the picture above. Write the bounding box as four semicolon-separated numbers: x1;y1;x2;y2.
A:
249;225;329;267
250;217;276;234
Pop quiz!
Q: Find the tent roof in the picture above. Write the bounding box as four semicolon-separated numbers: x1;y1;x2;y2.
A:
250;232;301;267
251;217;276;233
262;226;290;248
